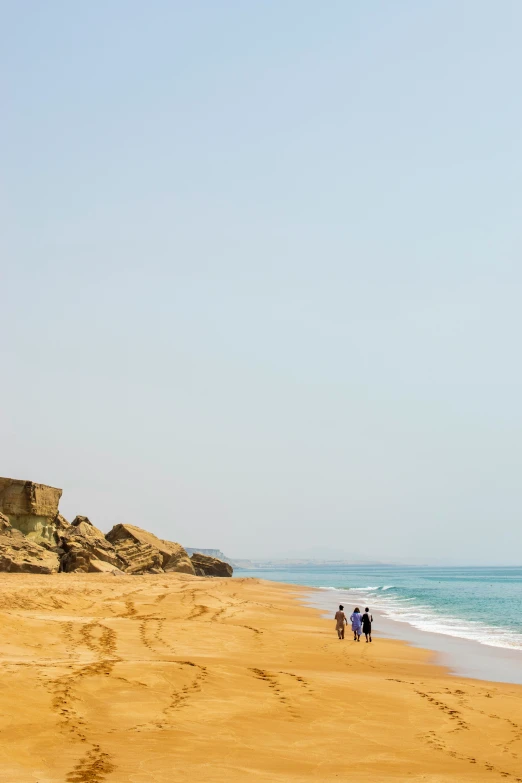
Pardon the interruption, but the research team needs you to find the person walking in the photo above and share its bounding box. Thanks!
[350,607,362,641]
[361,607,373,643]
[334,604,347,639]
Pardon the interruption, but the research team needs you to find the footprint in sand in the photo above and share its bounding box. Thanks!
[65,744,115,783]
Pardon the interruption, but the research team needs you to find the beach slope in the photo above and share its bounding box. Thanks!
[0,573,521,782]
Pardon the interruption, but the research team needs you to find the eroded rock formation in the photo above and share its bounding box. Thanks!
[185,547,232,563]
[0,476,230,577]
[160,539,196,574]
[106,524,195,575]
[60,516,124,573]
[105,524,163,573]
[190,552,233,578]
[0,512,60,573]
[0,477,63,544]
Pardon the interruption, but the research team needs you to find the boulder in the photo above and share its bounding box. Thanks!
[160,540,196,574]
[71,515,91,526]
[190,552,233,578]
[0,477,64,544]
[0,512,60,574]
[105,524,195,575]
[185,548,232,563]
[105,524,164,574]
[60,516,124,573]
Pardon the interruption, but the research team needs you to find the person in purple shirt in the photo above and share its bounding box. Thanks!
[350,607,362,641]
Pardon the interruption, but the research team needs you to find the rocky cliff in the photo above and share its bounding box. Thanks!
[0,476,232,577]
[0,477,63,543]
[0,513,60,573]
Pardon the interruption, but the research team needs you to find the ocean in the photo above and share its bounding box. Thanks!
[235,565,522,651]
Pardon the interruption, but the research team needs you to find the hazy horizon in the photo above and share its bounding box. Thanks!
[2,1,522,566]
[202,548,522,568]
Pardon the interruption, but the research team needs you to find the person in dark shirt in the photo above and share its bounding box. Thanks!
[361,607,373,643]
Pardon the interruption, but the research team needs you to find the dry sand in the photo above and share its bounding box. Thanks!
[0,573,521,783]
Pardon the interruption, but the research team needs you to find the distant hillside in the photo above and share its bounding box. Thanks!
[184,552,383,571]
[227,558,385,570]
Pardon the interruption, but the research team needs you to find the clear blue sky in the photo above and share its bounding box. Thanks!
[2,1,522,562]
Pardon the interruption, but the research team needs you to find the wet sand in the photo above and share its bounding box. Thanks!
[307,588,522,685]
[1,573,521,782]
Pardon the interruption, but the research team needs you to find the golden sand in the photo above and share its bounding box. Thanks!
[0,573,521,782]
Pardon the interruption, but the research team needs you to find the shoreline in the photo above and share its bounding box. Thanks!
[304,585,522,686]
[233,564,522,660]
[1,572,522,781]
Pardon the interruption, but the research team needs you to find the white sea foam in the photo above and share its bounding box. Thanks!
[309,576,522,653]
[387,611,522,650]
[342,585,394,592]
[327,584,522,651]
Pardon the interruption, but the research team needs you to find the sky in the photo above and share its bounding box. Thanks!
[1,1,522,563]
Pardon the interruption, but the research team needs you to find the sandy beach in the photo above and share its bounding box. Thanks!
[1,573,521,783]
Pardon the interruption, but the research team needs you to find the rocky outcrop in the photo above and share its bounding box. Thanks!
[185,548,232,564]
[190,552,233,578]
[0,512,60,573]
[160,540,196,574]
[105,525,163,574]
[0,477,64,544]
[70,516,91,528]
[0,476,219,578]
[54,513,71,536]
[106,524,195,575]
[60,516,124,573]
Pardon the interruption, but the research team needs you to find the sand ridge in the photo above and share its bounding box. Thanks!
[0,573,521,782]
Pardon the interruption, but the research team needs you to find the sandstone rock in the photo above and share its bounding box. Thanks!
[0,512,60,574]
[106,524,195,575]
[39,542,65,556]
[0,514,11,534]
[54,513,70,534]
[60,516,124,573]
[105,524,163,574]
[39,513,70,553]
[71,515,91,527]
[185,547,232,563]
[67,517,102,539]
[0,477,63,544]
[190,553,233,578]
[160,540,196,574]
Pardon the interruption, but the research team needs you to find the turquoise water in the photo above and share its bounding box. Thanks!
[236,565,522,650]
